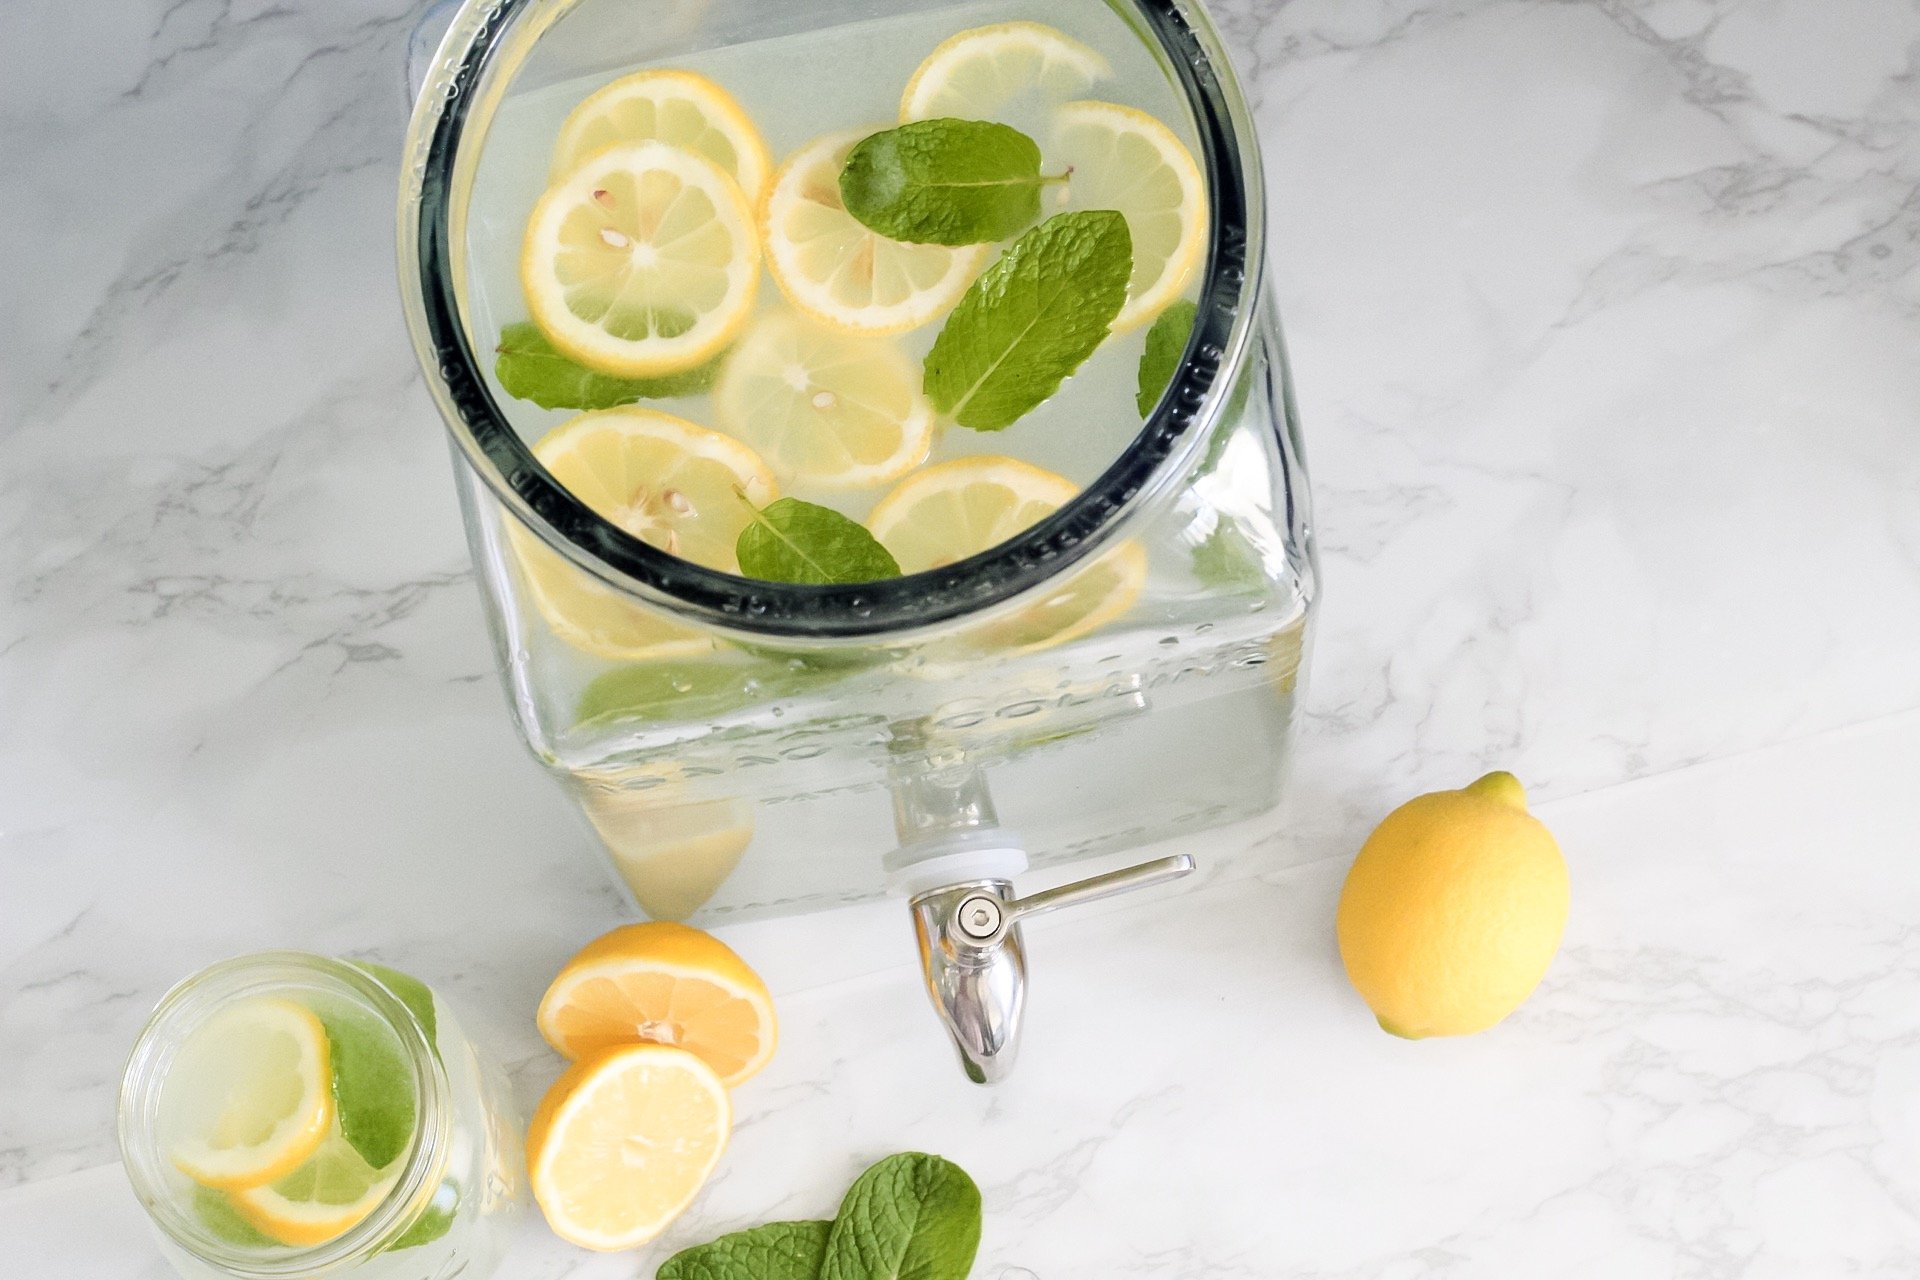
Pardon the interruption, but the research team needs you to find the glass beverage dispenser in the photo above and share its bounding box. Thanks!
[400,0,1315,1079]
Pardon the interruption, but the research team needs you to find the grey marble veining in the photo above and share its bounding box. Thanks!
[3,0,1920,1272]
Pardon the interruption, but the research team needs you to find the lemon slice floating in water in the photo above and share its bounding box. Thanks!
[228,1130,398,1248]
[713,310,935,489]
[900,21,1111,123]
[866,456,1146,652]
[164,997,334,1192]
[763,130,987,335]
[521,142,760,378]
[550,68,771,203]
[508,409,777,659]
[1050,99,1207,330]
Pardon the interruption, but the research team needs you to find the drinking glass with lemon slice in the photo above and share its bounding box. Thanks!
[403,0,1315,1073]
[119,954,522,1280]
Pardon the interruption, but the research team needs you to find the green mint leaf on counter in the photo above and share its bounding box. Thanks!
[821,1152,982,1280]
[1135,299,1198,416]
[737,497,903,585]
[658,1219,832,1280]
[574,659,835,728]
[495,321,722,409]
[354,962,438,1055]
[840,119,1057,245]
[924,210,1131,431]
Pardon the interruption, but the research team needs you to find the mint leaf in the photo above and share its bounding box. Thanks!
[192,1185,276,1249]
[841,119,1056,245]
[386,1180,459,1252]
[319,1002,417,1170]
[1191,520,1269,594]
[924,210,1131,431]
[354,962,438,1056]
[659,1220,832,1280]
[1135,299,1198,416]
[738,497,902,585]
[495,321,722,409]
[574,659,836,727]
[821,1152,982,1280]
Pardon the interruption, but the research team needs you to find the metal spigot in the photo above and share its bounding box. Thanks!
[909,855,1196,1083]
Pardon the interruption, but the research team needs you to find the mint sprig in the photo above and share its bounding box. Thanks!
[655,1153,980,1280]
[821,1153,981,1280]
[737,497,902,585]
[840,119,1062,245]
[494,321,723,409]
[659,1220,832,1280]
[924,210,1132,431]
[1135,299,1198,416]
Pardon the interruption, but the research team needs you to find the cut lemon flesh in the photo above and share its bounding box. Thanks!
[522,142,760,377]
[1050,100,1207,330]
[164,997,334,1192]
[866,456,1146,651]
[228,1130,397,1248]
[900,21,1111,123]
[507,409,776,660]
[527,1043,731,1251]
[538,922,777,1087]
[551,69,772,204]
[764,130,987,335]
[713,310,935,489]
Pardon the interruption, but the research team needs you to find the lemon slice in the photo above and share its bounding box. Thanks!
[1049,100,1207,331]
[550,69,772,203]
[507,409,777,660]
[229,1130,397,1248]
[521,142,760,378]
[900,21,1111,123]
[527,1043,731,1251]
[866,456,1146,651]
[538,921,778,1086]
[164,997,334,1192]
[763,130,987,335]
[713,310,935,489]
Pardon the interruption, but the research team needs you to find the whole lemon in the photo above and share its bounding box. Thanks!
[1336,771,1568,1038]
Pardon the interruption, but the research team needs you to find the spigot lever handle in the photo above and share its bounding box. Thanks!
[949,854,1196,944]
[1010,854,1195,924]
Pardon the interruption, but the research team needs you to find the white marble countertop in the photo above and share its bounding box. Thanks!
[4,0,1919,1274]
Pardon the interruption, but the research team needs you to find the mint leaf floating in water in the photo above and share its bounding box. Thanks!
[1135,299,1199,416]
[841,119,1061,245]
[658,1219,832,1280]
[820,1152,982,1280]
[924,210,1132,431]
[495,321,723,410]
[737,497,903,585]
[575,659,835,727]
[353,962,438,1057]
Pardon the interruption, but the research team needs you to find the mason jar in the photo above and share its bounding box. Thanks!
[118,954,523,1280]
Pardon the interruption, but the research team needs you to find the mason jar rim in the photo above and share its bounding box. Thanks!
[397,0,1268,642]
[117,952,451,1278]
